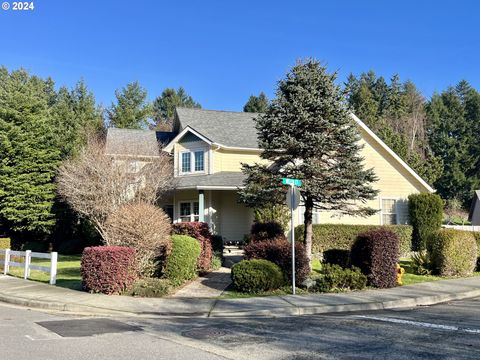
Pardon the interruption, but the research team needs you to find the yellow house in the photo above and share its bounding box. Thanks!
[106,108,434,242]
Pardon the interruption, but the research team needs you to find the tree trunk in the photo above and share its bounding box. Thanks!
[303,196,313,269]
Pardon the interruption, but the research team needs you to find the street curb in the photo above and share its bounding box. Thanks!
[1,288,479,318]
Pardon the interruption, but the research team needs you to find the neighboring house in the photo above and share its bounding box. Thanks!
[469,190,480,225]
[106,108,434,242]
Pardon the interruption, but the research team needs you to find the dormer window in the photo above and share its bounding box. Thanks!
[180,149,205,174]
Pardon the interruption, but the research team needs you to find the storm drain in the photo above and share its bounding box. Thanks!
[36,318,142,338]
[182,327,228,339]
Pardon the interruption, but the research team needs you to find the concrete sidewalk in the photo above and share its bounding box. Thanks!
[0,274,479,318]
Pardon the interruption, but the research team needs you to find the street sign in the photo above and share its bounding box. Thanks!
[282,178,302,187]
[286,186,301,210]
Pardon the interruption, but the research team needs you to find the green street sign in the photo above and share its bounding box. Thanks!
[282,178,302,187]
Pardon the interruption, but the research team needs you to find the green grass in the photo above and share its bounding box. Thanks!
[1,254,82,290]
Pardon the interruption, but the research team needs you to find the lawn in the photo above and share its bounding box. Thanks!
[2,254,82,290]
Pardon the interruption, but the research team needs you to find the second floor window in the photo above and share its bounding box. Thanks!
[181,150,205,174]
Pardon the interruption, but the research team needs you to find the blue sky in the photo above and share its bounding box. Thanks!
[0,0,478,110]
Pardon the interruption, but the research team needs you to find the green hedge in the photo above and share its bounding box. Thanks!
[164,235,201,285]
[408,193,443,251]
[0,238,11,249]
[295,224,413,257]
[427,229,477,277]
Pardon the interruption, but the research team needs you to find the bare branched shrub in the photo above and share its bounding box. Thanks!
[105,202,172,276]
[57,134,173,243]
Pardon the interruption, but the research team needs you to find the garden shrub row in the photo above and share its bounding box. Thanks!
[172,222,213,272]
[81,246,137,295]
[295,224,412,257]
[231,259,284,293]
[426,229,477,276]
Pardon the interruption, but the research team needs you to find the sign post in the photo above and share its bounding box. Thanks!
[282,177,301,295]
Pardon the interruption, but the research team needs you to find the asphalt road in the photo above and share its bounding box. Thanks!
[1,297,480,360]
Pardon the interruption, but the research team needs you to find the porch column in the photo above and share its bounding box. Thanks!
[198,190,205,222]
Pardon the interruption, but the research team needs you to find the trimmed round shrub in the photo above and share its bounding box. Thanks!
[81,246,137,295]
[295,224,412,257]
[244,238,310,284]
[164,235,201,285]
[311,264,367,293]
[351,228,400,288]
[172,222,213,273]
[105,202,172,276]
[408,193,443,251]
[323,249,351,268]
[231,259,284,293]
[427,229,477,277]
[250,221,286,242]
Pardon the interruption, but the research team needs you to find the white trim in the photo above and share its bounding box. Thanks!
[208,190,213,229]
[380,197,400,225]
[163,126,213,152]
[350,113,435,193]
[177,200,200,223]
[179,148,206,175]
[208,148,213,174]
[212,143,262,152]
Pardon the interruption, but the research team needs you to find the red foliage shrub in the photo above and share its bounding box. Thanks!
[350,228,400,288]
[172,222,212,272]
[250,221,286,242]
[81,246,137,295]
[244,238,309,284]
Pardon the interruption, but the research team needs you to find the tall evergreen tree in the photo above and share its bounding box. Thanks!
[0,68,60,236]
[239,60,378,262]
[107,81,151,129]
[243,92,269,113]
[427,83,480,205]
[152,87,201,130]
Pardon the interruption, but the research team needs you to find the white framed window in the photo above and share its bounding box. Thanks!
[179,201,200,222]
[381,198,398,225]
[180,149,205,174]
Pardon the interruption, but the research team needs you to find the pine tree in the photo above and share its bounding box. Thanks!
[0,68,60,236]
[107,81,152,129]
[239,60,378,262]
[152,87,201,130]
[243,92,269,113]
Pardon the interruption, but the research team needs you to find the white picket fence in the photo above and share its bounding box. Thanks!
[0,249,58,285]
[442,225,480,232]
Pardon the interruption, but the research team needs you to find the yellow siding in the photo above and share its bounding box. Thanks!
[308,127,428,225]
[212,149,266,173]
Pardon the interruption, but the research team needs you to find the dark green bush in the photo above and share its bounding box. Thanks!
[311,264,367,292]
[408,193,443,251]
[474,232,480,270]
[211,235,224,253]
[0,238,10,249]
[164,235,201,285]
[323,249,351,268]
[410,250,432,275]
[250,221,286,242]
[295,224,412,257]
[427,229,477,276]
[351,228,400,288]
[231,259,284,293]
[124,278,172,297]
[21,241,48,252]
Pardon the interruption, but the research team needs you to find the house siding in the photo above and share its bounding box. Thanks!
[213,149,266,173]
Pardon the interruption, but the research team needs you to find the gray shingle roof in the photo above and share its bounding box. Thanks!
[176,172,246,189]
[175,108,259,149]
[105,128,176,157]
